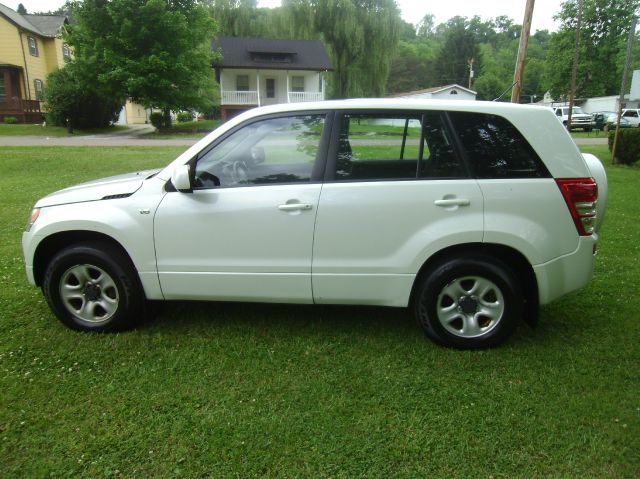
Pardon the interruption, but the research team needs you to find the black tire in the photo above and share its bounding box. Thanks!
[42,242,146,332]
[414,255,523,349]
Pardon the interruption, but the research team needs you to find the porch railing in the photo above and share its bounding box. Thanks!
[221,90,259,105]
[221,90,325,106]
[288,92,324,103]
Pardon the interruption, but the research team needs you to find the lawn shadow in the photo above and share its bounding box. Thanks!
[145,300,420,340]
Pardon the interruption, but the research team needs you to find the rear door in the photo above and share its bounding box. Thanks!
[311,111,484,307]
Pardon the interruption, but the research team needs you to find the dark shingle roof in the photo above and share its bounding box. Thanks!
[212,37,333,71]
[24,14,67,37]
[0,4,66,37]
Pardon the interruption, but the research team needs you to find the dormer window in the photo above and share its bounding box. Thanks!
[28,36,38,56]
[249,52,294,64]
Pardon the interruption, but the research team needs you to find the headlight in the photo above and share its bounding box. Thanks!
[25,208,40,232]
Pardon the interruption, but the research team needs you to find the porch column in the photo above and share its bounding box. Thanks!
[286,71,290,103]
[256,70,261,107]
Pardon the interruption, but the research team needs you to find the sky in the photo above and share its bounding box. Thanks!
[4,0,560,33]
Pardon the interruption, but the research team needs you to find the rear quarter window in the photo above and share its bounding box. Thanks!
[448,112,550,179]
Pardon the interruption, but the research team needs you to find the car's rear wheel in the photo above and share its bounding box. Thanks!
[43,243,146,332]
[414,255,522,349]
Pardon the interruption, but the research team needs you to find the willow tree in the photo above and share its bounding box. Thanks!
[284,0,402,98]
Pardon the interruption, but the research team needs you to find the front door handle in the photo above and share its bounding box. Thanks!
[278,203,313,211]
[434,198,470,207]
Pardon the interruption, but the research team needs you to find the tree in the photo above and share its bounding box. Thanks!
[65,0,218,126]
[16,3,27,14]
[543,0,639,99]
[283,0,402,98]
[432,17,482,87]
[44,61,123,129]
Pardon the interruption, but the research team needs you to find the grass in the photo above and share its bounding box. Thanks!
[0,123,129,137]
[0,145,638,477]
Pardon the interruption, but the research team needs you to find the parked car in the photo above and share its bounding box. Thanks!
[592,111,633,130]
[552,105,594,131]
[22,100,608,349]
[621,108,640,127]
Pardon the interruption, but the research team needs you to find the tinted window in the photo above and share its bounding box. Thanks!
[448,112,550,178]
[334,112,466,181]
[194,115,325,188]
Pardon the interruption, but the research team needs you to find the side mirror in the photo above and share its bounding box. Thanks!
[171,164,192,192]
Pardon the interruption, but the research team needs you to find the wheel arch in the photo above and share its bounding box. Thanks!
[410,243,539,327]
[33,231,138,287]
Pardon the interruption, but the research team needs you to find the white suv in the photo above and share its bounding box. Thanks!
[22,100,607,349]
[621,108,640,127]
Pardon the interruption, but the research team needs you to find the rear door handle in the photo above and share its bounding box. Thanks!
[434,198,470,207]
[278,203,313,211]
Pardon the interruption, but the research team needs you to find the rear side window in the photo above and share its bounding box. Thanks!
[333,112,467,181]
[448,112,550,178]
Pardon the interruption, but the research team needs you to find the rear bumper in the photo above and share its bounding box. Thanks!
[534,235,597,305]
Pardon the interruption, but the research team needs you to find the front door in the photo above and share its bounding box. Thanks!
[154,113,329,303]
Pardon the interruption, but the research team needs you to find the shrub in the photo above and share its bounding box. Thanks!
[177,111,193,123]
[608,129,640,165]
[149,112,165,130]
[4,116,18,124]
[44,63,123,129]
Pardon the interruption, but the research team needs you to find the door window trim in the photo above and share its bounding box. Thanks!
[324,109,472,183]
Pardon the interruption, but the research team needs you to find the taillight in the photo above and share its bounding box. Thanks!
[556,178,598,236]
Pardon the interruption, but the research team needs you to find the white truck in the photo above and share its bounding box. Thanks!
[552,105,594,131]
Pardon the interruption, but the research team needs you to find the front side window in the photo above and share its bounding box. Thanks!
[34,79,43,100]
[448,112,550,178]
[623,110,638,118]
[333,112,466,181]
[194,114,326,188]
[236,75,249,91]
[28,36,38,56]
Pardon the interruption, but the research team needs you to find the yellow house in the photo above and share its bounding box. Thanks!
[0,3,68,123]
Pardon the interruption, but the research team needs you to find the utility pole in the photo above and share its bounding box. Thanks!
[612,15,637,164]
[511,0,535,103]
[468,58,474,89]
[567,0,583,131]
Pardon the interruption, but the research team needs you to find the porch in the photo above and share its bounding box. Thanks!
[1,66,43,123]
[0,98,43,123]
[220,90,324,106]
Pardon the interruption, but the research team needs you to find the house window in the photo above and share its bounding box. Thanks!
[236,75,249,91]
[28,36,39,56]
[291,76,304,93]
[0,72,6,103]
[62,44,71,62]
[34,79,43,100]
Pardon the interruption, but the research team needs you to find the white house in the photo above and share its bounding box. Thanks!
[387,84,477,101]
[212,37,333,120]
[540,69,640,113]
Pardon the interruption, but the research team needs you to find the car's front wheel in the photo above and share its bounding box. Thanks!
[414,255,523,349]
[43,243,146,332]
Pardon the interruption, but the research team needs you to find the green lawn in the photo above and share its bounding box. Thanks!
[0,123,129,137]
[0,146,638,477]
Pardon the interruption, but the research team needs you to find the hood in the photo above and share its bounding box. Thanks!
[35,169,160,208]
